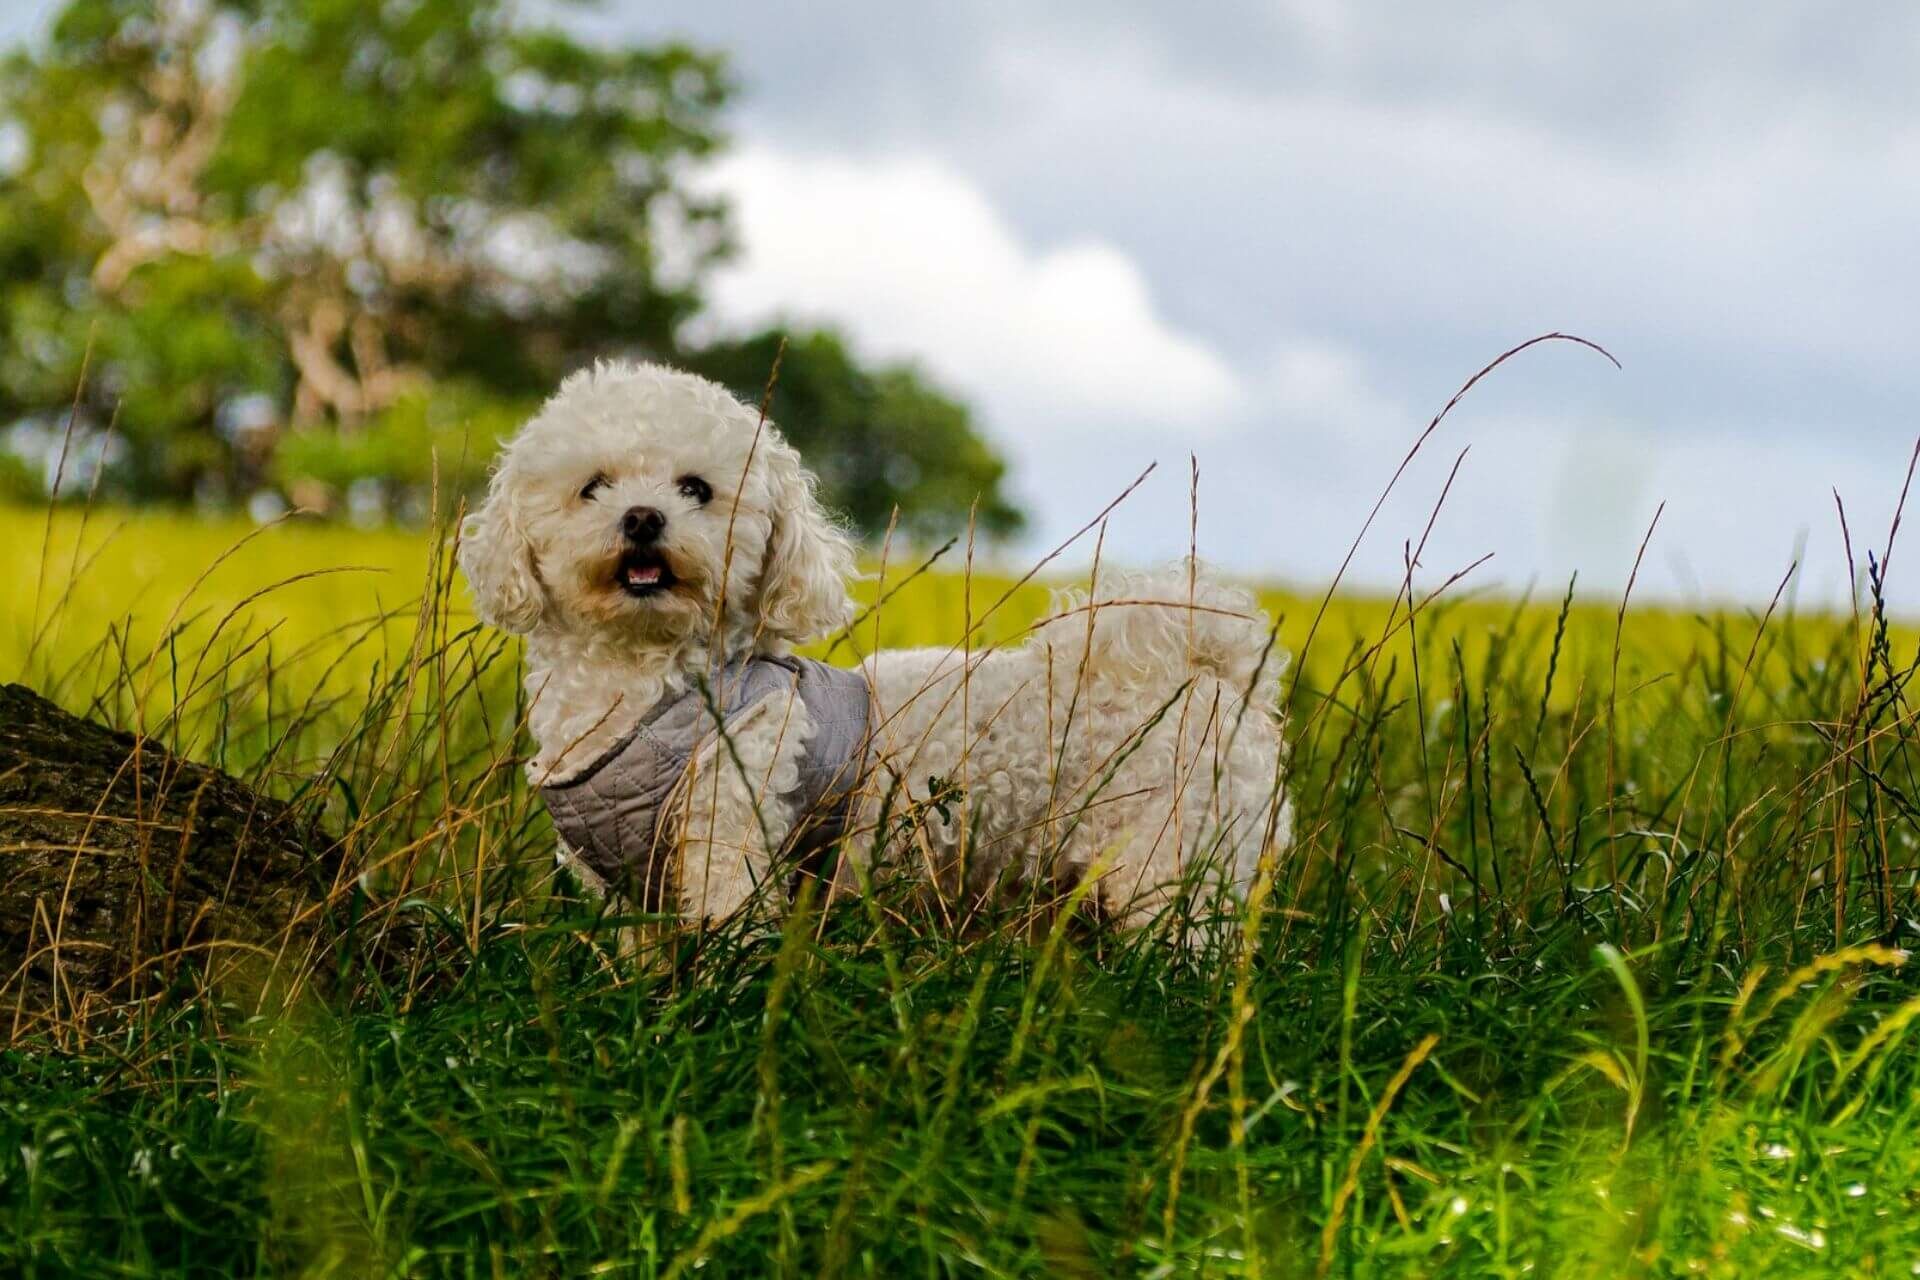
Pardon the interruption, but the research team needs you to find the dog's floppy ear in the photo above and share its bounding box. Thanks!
[459,466,544,635]
[755,438,856,647]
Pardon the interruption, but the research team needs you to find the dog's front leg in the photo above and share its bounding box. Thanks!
[554,836,610,898]
[675,692,813,923]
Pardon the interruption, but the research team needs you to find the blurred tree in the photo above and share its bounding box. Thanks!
[0,0,1024,540]
[688,329,1023,544]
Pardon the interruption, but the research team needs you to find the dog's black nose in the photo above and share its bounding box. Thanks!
[622,505,666,543]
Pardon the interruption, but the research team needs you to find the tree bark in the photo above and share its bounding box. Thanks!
[1,683,341,1037]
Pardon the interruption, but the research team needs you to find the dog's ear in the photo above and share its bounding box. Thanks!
[458,468,545,635]
[755,438,855,647]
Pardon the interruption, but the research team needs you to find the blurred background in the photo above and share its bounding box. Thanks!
[3,1,1918,610]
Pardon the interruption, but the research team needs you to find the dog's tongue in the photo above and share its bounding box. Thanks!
[626,563,662,587]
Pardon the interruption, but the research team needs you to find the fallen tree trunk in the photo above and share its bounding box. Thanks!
[1,682,342,1037]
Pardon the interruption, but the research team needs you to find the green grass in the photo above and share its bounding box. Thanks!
[4,503,1919,1277]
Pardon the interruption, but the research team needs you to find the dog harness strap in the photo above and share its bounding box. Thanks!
[540,656,870,904]
[780,656,874,858]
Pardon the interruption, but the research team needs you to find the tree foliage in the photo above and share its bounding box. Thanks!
[688,330,1024,544]
[0,0,1023,539]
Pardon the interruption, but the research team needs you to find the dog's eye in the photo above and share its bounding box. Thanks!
[676,475,712,505]
[579,473,609,501]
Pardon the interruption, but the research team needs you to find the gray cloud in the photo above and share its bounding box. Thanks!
[590,2,1920,605]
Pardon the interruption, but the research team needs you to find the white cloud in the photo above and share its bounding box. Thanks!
[697,146,1245,432]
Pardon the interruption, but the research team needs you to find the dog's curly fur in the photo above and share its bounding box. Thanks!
[461,359,1290,927]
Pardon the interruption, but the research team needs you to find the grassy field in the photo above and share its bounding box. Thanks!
[4,503,1919,1277]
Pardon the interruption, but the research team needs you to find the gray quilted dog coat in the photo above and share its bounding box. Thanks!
[540,656,872,905]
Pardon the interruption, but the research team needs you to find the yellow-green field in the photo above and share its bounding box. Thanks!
[2,503,1753,725]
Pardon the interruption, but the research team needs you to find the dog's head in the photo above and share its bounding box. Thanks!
[459,360,855,656]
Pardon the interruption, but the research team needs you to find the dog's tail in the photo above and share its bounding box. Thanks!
[1037,560,1285,711]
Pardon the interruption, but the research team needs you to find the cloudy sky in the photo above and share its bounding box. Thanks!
[10,3,1920,608]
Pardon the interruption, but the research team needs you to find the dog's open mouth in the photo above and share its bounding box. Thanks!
[616,547,676,598]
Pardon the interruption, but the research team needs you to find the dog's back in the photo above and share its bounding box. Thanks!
[849,563,1289,924]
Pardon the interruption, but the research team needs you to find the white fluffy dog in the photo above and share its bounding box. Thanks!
[460,360,1290,930]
